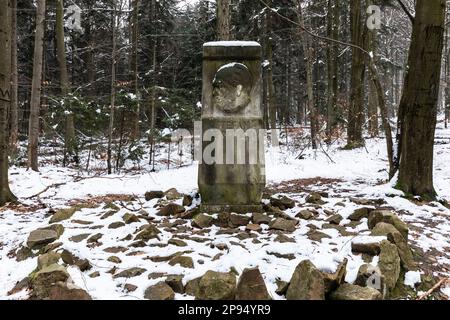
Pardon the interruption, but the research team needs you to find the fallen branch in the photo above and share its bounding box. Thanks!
[417,278,449,300]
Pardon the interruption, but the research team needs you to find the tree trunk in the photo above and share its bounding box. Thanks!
[397,0,446,200]
[216,0,230,40]
[265,0,277,138]
[129,0,140,140]
[0,0,17,205]
[347,0,366,148]
[9,0,18,153]
[326,0,339,141]
[28,0,46,171]
[367,0,379,137]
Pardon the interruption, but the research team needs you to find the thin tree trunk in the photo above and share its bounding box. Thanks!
[397,0,446,200]
[265,0,277,133]
[9,0,18,153]
[28,0,46,171]
[129,0,140,140]
[367,0,379,137]
[216,0,230,40]
[0,0,17,205]
[326,0,339,141]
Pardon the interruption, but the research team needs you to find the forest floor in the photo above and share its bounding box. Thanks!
[1,120,450,300]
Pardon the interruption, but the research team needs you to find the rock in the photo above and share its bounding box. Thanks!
[16,246,34,261]
[267,251,295,260]
[192,213,214,229]
[101,210,117,219]
[355,264,387,297]
[164,188,183,200]
[168,238,188,247]
[185,277,201,297]
[229,214,251,227]
[123,213,140,224]
[124,284,138,293]
[270,196,295,210]
[306,230,331,242]
[103,246,127,253]
[113,267,147,279]
[182,195,193,207]
[43,282,91,300]
[144,282,175,300]
[196,271,236,300]
[69,234,91,243]
[368,210,409,239]
[108,221,126,229]
[305,192,325,205]
[348,207,372,221]
[286,260,325,300]
[351,236,386,255]
[330,284,382,300]
[274,234,295,243]
[27,229,58,250]
[371,222,399,237]
[87,233,103,243]
[269,218,297,233]
[326,214,343,225]
[71,220,93,225]
[134,224,160,241]
[30,264,70,299]
[275,280,289,296]
[7,277,30,296]
[252,212,272,225]
[169,255,194,269]
[378,240,401,292]
[107,256,122,264]
[50,207,82,223]
[148,272,166,279]
[39,224,65,237]
[60,250,91,271]
[103,202,120,211]
[165,275,184,293]
[246,224,262,232]
[296,210,314,220]
[321,259,348,294]
[145,191,164,201]
[89,271,100,278]
[236,267,271,300]
[37,252,61,270]
[387,231,417,271]
[157,203,186,216]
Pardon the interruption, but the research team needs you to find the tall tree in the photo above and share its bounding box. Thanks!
[326,0,339,141]
[265,0,277,133]
[28,0,46,171]
[129,0,140,140]
[0,0,17,205]
[217,0,230,40]
[9,0,18,153]
[397,0,446,200]
[108,1,118,175]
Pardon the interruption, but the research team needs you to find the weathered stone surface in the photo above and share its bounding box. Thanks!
[87,233,103,243]
[89,271,100,278]
[30,264,70,298]
[43,282,92,300]
[39,224,65,237]
[69,233,91,243]
[378,240,401,292]
[330,284,382,300]
[113,267,147,279]
[275,280,289,296]
[145,191,164,201]
[108,221,125,229]
[164,188,183,200]
[270,196,295,210]
[185,277,201,297]
[27,230,58,250]
[168,238,188,247]
[371,222,399,237]
[192,213,214,229]
[157,203,186,216]
[144,282,175,300]
[37,252,61,270]
[305,192,325,205]
[348,207,372,221]
[306,230,331,242]
[196,271,237,300]
[236,267,271,300]
[16,246,35,261]
[322,259,347,294]
[50,207,81,223]
[355,264,387,297]
[134,224,160,241]
[269,218,297,232]
[296,210,314,220]
[124,284,138,292]
[351,237,385,255]
[388,231,417,271]
[169,255,194,268]
[326,214,343,225]
[252,212,272,224]
[246,224,262,232]
[165,275,184,293]
[274,234,295,243]
[60,250,92,271]
[183,195,193,207]
[286,260,325,300]
[229,213,251,227]
[107,256,122,264]
[123,213,140,224]
[368,210,409,239]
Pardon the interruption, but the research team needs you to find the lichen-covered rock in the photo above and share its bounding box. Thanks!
[236,267,271,300]
[134,224,160,241]
[144,282,175,300]
[286,260,325,300]
[185,277,201,297]
[196,271,236,300]
[330,284,382,300]
[37,251,61,270]
[368,210,409,239]
[30,264,70,298]
[27,230,58,250]
[378,240,401,292]
[387,231,417,271]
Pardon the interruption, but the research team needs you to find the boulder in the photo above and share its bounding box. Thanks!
[306,230,331,242]
[107,256,122,264]
[246,224,262,232]
[348,207,372,221]
[45,282,91,300]
[60,250,91,271]
[185,277,201,297]
[16,246,34,261]
[322,259,347,294]
[113,267,147,279]
[169,255,194,269]
[368,210,409,239]
[145,191,164,201]
[27,229,58,250]
[50,207,80,223]
[275,280,289,296]
[39,224,65,237]
[164,188,183,200]
[296,210,314,220]
[371,222,400,237]
[123,213,140,224]
[326,214,343,225]
[134,224,160,241]
[270,196,295,210]
[387,232,417,271]
[330,284,382,300]
[236,267,271,300]
[269,218,297,233]
[305,193,325,205]
[196,271,236,300]
[30,264,70,298]
[229,214,251,227]
[286,260,325,300]
[192,213,214,229]
[252,212,272,225]
[351,236,386,255]
[157,203,185,217]
[378,240,401,292]
[144,282,175,300]
[165,275,184,294]
[37,251,61,270]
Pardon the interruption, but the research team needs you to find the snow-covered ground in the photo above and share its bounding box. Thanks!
[1,120,449,300]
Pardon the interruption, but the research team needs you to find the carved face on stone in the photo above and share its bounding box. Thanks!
[212,63,252,113]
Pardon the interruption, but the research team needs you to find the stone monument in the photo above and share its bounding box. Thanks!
[198,41,266,213]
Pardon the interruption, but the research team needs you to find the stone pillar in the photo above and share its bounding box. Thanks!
[198,41,266,213]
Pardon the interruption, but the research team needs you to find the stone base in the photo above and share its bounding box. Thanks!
[200,204,264,214]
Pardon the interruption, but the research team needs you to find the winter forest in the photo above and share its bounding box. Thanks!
[1,0,450,302]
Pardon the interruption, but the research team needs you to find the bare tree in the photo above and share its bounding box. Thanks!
[217,0,230,40]
[9,0,18,153]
